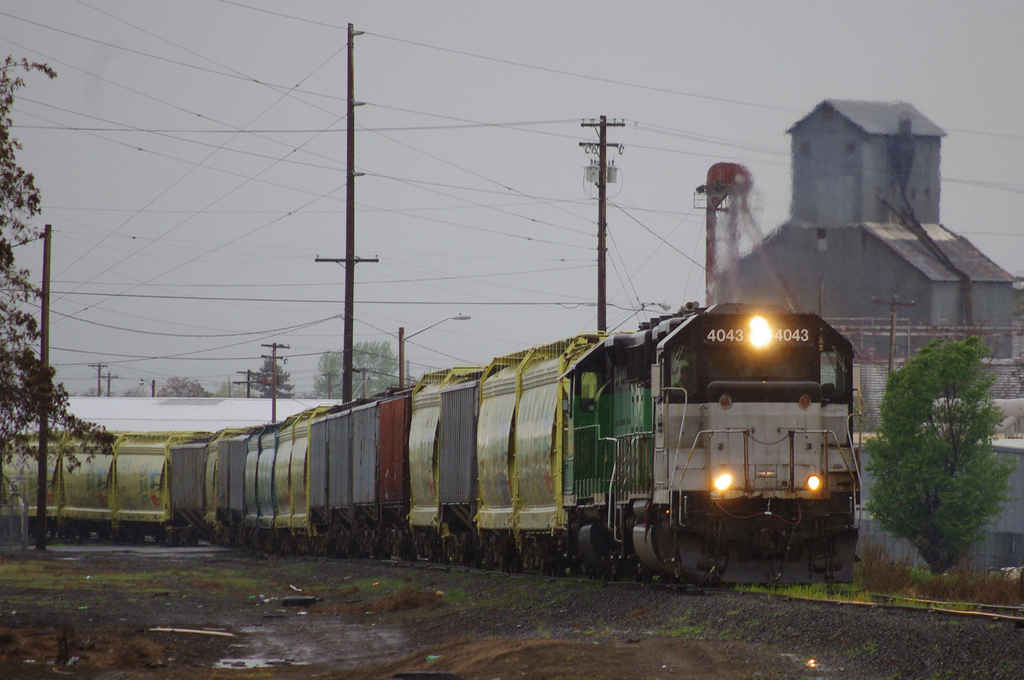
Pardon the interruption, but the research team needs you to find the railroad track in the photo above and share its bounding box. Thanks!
[381,556,1024,626]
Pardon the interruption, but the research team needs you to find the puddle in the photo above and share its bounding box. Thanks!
[232,620,410,668]
[213,658,309,669]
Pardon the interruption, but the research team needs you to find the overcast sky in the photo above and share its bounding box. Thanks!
[3,1,1022,397]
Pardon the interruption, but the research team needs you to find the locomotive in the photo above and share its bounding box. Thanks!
[569,302,859,582]
[3,303,860,584]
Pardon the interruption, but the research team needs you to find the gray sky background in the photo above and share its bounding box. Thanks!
[3,1,1022,396]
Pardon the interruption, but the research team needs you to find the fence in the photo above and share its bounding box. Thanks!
[0,500,28,552]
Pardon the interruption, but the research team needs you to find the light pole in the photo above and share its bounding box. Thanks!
[399,314,471,389]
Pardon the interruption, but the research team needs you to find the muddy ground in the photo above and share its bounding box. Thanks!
[1,545,1022,679]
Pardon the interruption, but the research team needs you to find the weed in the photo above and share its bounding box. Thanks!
[660,612,707,638]
[857,541,1023,606]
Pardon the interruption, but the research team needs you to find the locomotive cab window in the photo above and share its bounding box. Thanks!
[579,371,599,412]
[665,347,695,402]
[820,350,846,402]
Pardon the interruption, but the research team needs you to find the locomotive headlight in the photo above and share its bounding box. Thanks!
[806,474,822,491]
[749,316,772,348]
[713,473,733,492]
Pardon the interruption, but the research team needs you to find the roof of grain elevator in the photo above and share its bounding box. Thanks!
[787,99,946,137]
[864,222,1013,283]
[67,397,342,432]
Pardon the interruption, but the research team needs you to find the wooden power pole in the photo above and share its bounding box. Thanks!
[261,343,290,422]
[36,225,51,550]
[872,296,916,374]
[580,116,623,332]
[316,24,376,403]
[89,362,107,397]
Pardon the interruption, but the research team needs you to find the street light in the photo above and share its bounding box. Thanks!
[398,314,471,389]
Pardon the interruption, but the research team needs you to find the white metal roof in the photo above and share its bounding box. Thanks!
[993,438,1024,455]
[788,99,946,137]
[67,397,342,433]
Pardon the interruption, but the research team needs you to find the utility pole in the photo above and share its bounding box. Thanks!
[344,21,364,404]
[261,343,290,422]
[36,224,51,550]
[872,296,915,374]
[234,370,255,398]
[103,372,119,397]
[89,362,107,397]
[344,21,358,405]
[323,370,337,399]
[315,23,375,404]
[580,116,624,332]
[398,326,405,390]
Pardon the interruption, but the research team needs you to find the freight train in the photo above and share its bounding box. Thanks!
[3,303,860,584]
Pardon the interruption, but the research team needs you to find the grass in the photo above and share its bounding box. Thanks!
[737,541,1024,608]
[660,611,709,638]
[856,541,1024,606]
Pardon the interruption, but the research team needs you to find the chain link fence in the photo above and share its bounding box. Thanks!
[0,477,30,552]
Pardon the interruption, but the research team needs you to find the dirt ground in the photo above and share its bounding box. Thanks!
[0,545,817,680]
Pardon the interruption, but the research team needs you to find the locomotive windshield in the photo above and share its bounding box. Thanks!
[702,344,817,382]
[663,312,851,404]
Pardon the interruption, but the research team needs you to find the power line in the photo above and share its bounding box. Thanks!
[367,31,796,113]
[50,308,342,338]
[611,203,705,270]
[51,290,598,306]
[14,117,577,134]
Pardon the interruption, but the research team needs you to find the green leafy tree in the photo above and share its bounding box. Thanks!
[314,340,398,399]
[156,377,211,398]
[255,355,293,399]
[313,351,343,399]
[1,57,111,547]
[866,337,1016,573]
[354,340,398,396]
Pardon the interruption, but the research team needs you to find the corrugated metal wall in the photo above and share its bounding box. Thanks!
[227,435,248,516]
[169,441,208,514]
[859,443,1024,570]
[379,395,410,503]
[439,382,478,505]
[351,403,379,506]
[308,415,329,510]
[326,411,351,510]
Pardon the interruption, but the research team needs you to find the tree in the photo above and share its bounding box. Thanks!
[255,355,293,399]
[313,351,343,399]
[314,340,398,399]
[157,377,211,398]
[210,381,232,398]
[354,340,398,396]
[121,384,147,397]
[866,336,1016,573]
[1,57,111,548]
